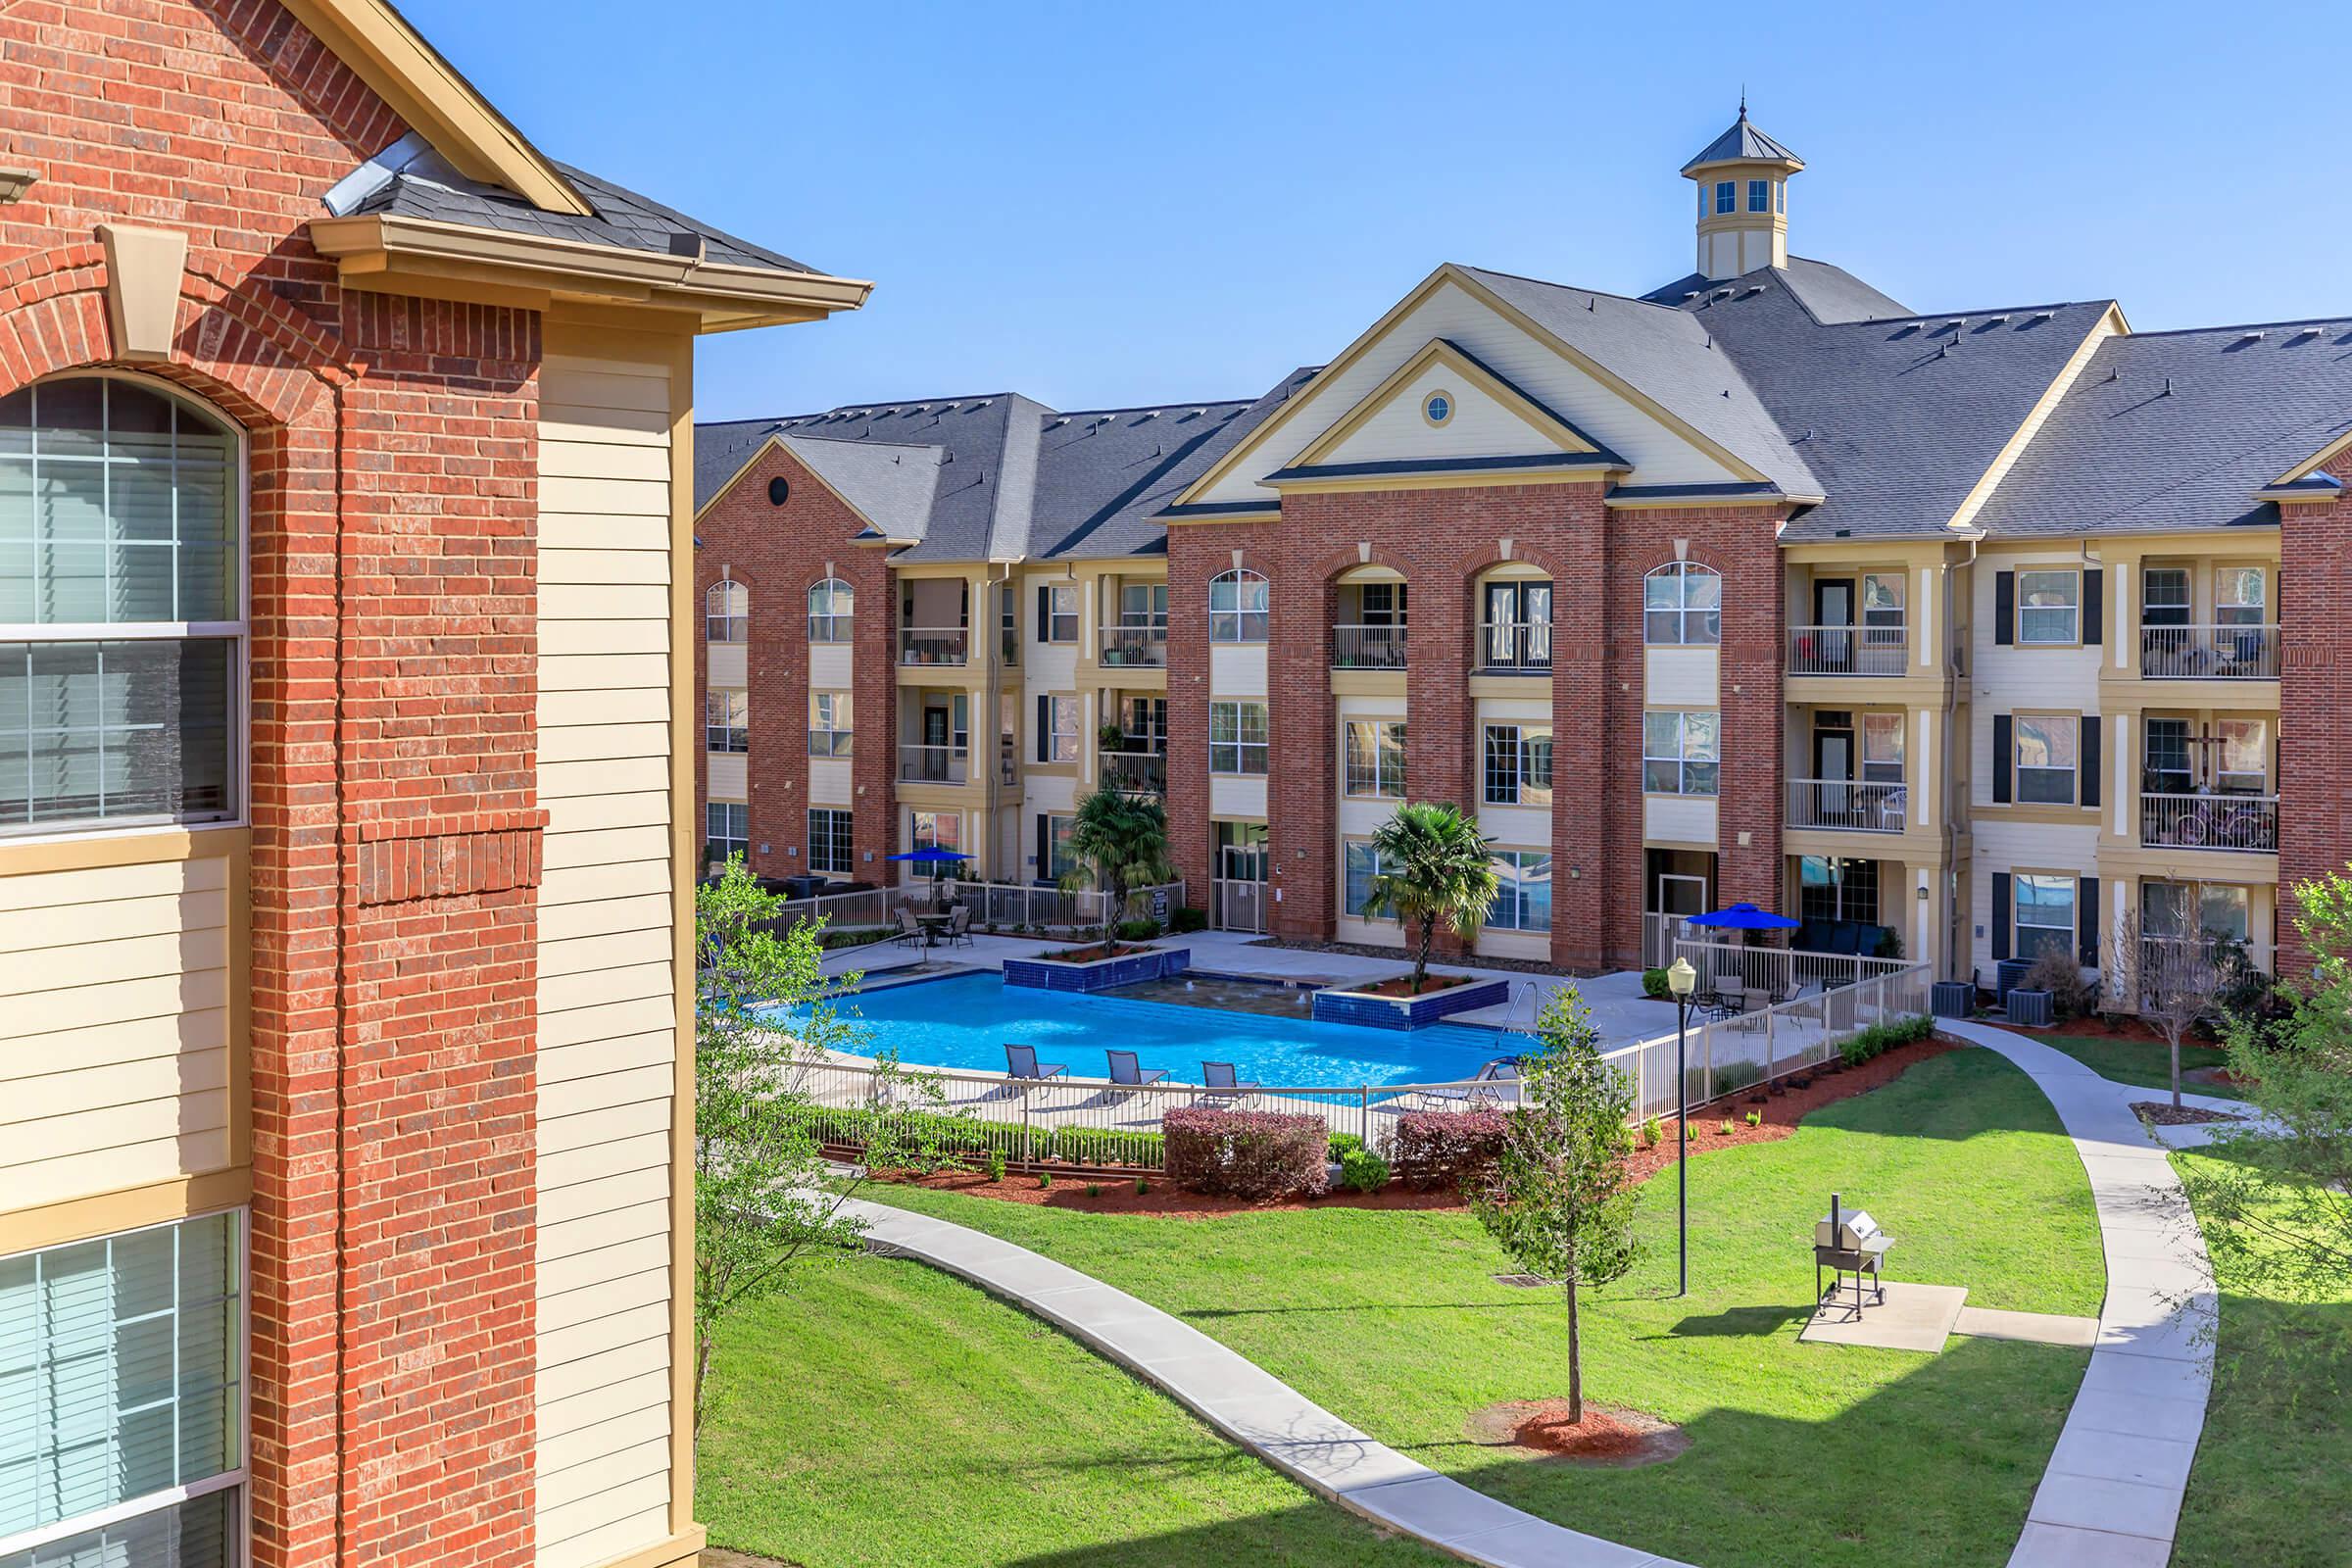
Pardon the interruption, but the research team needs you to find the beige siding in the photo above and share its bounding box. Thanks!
[0,851,238,1211]
[534,346,678,1568]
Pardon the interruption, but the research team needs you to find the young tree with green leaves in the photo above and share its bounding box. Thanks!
[2186,870,2352,1309]
[1058,781,1174,944]
[1362,802,1500,995]
[1470,988,1642,1424]
[693,858,943,1444]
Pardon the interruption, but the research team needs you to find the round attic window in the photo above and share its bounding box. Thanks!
[767,476,791,506]
[1422,391,1453,426]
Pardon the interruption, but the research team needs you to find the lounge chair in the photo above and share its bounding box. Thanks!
[1004,1044,1066,1081]
[1200,1061,1259,1103]
[893,906,923,948]
[1105,1050,1168,1090]
[1423,1057,1521,1109]
[947,906,973,947]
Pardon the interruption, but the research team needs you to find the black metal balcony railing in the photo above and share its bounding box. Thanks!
[1331,623,1407,669]
[898,744,968,784]
[1474,621,1551,673]
[1101,751,1167,795]
[2139,625,2280,679]
[2139,791,2278,853]
[1787,623,1907,676]
[898,626,968,665]
[1099,620,1169,667]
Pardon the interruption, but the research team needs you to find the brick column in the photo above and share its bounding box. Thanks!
[1164,529,1218,899]
[2278,495,2352,974]
[1267,548,1338,938]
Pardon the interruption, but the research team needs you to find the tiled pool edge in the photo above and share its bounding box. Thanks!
[1005,946,1193,992]
[1313,975,1512,1030]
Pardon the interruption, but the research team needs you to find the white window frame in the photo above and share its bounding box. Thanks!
[1715,179,1736,214]
[1208,700,1267,775]
[1039,811,1078,881]
[706,687,748,754]
[1207,568,1268,644]
[807,690,852,758]
[805,576,852,642]
[0,1208,250,1566]
[807,807,853,875]
[1642,561,1721,646]
[1342,719,1405,799]
[2016,568,2080,646]
[2,372,250,840]
[1747,177,1770,213]
[1040,583,1079,644]
[2216,717,2269,794]
[2013,712,2078,805]
[1642,710,1719,797]
[1485,848,1553,932]
[2215,566,2266,627]
[1040,695,1079,763]
[708,576,749,643]
[1342,838,1389,920]
[707,801,748,861]
[2014,873,2077,961]
[908,809,959,854]
[1482,723,1553,807]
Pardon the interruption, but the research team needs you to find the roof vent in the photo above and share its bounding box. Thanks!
[2031,311,2054,323]
[2290,327,2321,343]
[1741,284,1765,297]
[1942,318,1967,332]
[940,401,960,412]
[1190,408,1207,417]
[1683,291,1703,302]
[1712,287,1735,301]
[1047,416,1069,428]
[2238,330,2267,345]
[906,404,928,415]
[1984,314,2010,325]
[970,399,992,409]
[1137,409,1159,421]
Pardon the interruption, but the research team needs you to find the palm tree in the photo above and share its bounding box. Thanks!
[1363,802,1499,994]
[1058,782,1175,947]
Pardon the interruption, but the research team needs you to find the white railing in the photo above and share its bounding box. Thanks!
[898,744,968,784]
[899,626,969,665]
[1668,934,1913,997]
[779,959,1931,1170]
[1642,912,1691,968]
[2139,792,2278,853]
[1606,962,1933,1122]
[1099,621,1168,667]
[1787,778,1907,833]
[764,877,1188,938]
[1331,623,1407,669]
[1788,623,1907,676]
[1474,621,1552,673]
[2140,624,2279,680]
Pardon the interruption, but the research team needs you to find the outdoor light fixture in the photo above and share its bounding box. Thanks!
[1667,958,1697,1297]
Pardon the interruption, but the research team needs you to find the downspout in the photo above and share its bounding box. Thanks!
[1942,529,1980,984]
[986,562,1011,880]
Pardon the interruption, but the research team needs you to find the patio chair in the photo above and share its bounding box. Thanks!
[1105,1050,1168,1090]
[893,906,923,948]
[1004,1044,1066,1081]
[1422,1057,1521,1109]
[946,906,973,947]
[1200,1061,1259,1103]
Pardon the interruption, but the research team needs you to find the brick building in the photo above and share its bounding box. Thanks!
[0,5,865,1568]
[697,106,2352,993]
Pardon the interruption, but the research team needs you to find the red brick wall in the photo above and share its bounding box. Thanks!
[695,442,899,882]
[1164,487,1788,970]
[2279,496,2352,973]
[2,8,547,1566]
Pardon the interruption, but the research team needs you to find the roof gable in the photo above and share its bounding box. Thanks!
[1284,338,1622,475]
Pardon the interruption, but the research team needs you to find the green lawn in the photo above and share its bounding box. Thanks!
[855,1050,2103,1568]
[697,1249,1450,1568]
[2038,1033,2242,1100]
[2172,1148,2352,1567]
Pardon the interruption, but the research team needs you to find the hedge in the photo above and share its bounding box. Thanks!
[1838,1011,1936,1067]
[1163,1106,1330,1198]
[783,1102,1165,1169]
[1390,1110,1507,1191]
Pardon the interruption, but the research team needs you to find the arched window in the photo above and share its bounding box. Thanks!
[806,577,853,642]
[1643,562,1721,646]
[707,577,748,644]
[2,374,243,833]
[1208,568,1268,643]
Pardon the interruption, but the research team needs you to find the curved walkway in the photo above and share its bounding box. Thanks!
[849,1023,2228,1568]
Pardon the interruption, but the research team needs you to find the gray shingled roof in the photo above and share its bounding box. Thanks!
[1462,267,1825,497]
[1973,321,2352,538]
[1687,283,2117,541]
[1682,113,1802,172]
[1642,257,1911,325]
[778,435,945,542]
[350,160,816,273]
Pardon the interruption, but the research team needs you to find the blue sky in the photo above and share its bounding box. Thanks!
[400,0,2351,421]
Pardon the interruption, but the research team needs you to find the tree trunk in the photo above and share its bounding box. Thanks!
[1564,1274,1583,1425]
[1414,914,1437,994]
[2171,1031,2182,1109]
[693,1324,712,1444]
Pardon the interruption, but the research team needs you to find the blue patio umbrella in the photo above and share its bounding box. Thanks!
[1686,902,1799,932]
[887,845,971,906]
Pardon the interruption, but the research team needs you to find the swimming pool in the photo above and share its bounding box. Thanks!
[775,972,1527,1087]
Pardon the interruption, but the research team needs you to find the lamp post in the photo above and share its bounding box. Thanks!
[1666,956,1697,1298]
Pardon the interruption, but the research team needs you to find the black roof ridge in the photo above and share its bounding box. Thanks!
[2114,315,2352,340]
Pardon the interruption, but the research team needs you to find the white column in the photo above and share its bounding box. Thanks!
[2112,711,2132,839]
[1917,566,1937,671]
[1916,709,1934,827]
[2114,570,2132,671]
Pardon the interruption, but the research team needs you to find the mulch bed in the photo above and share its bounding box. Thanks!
[1349,971,1479,999]
[868,1038,1959,1220]
[1464,1399,1690,1467]
[2012,1012,2170,1043]
[2132,1101,2243,1126]
[1036,940,1158,961]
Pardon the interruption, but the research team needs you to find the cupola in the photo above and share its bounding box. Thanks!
[1682,98,1803,280]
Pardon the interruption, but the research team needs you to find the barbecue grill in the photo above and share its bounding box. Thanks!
[1814,1193,1892,1314]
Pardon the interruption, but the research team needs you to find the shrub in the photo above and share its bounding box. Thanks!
[1039,1171,1052,1190]
[1327,1131,1365,1161]
[1391,1111,1508,1191]
[1135,1177,1149,1196]
[1642,967,1671,1000]
[2021,947,2093,1018]
[1115,916,1163,942]
[1718,1119,1735,1137]
[1713,1058,1764,1095]
[1641,1116,1662,1148]
[984,1149,1006,1183]
[1838,1011,1936,1067]
[1339,1147,1392,1194]
[1086,1183,1102,1199]
[1171,906,1209,934]
[780,1102,1164,1171]
[1163,1106,1331,1198]
[1745,1110,1762,1128]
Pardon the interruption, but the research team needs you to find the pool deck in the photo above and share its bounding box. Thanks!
[823,928,1673,1051]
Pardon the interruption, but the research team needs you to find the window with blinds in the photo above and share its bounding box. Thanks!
[0,1211,244,1567]
[0,377,243,834]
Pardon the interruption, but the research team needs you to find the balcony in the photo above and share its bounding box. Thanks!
[2140,792,2278,853]
[898,744,968,785]
[2139,624,2279,680]
[1788,624,1907,677]
[1474,621,1552,674]
[1332,623,1407,669]
[899,626,968,666]
[1098,620,1168,668]
[1787,778,1907,833]
[1102,751,1166,795]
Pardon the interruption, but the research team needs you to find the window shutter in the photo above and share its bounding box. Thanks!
[2083,568,2104,645]
[2080,715,2101,809]
[1991,872,2012,961]
[1991,714,2013,804]
[1036,584,1050,635]
[1994,571,2015,645]
[2079,877,2100,967]
[1036,695,1050,762]
[1035,813,1047,878]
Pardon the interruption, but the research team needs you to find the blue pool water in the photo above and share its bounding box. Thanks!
[775,972,1526,1087]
